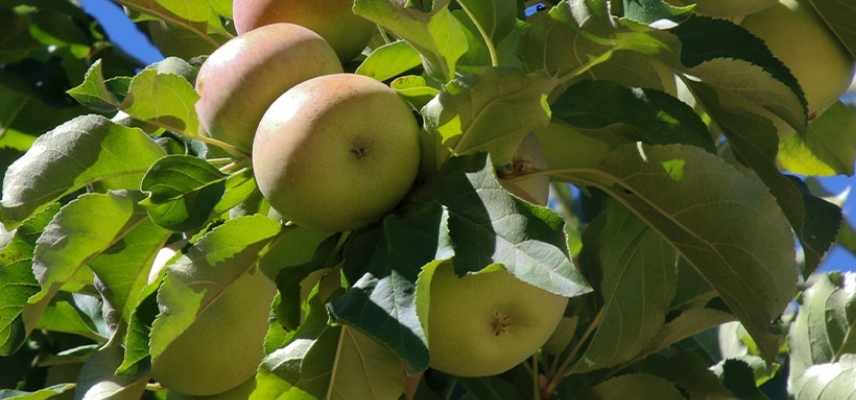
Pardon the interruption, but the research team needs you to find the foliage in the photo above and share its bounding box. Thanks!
[0,0,855,399]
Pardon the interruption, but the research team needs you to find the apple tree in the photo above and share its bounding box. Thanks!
[1,0,856,399]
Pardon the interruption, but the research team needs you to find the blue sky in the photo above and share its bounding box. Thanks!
[79,0,856,272]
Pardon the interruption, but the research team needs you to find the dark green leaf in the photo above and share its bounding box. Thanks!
[140,155,227,231]
[356,41,422,82]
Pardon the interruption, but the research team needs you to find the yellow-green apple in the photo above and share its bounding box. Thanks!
[427,262,569,377]
[252,73,420,233]
[195,23,342,152]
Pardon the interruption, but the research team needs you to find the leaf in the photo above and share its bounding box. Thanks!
[551,80,715,153]
[354,0,468,81]
[66,60,121,114]
[668,16,808,132]
[73,337,149,400]
[432,153,592,297]
[808,0,856,58]
[0,384,76,400]
[778,102,856,176]
[553,144,797,361]
[0,260,40,356]
[329,203,452,372]
[518,4,607,77]
[30,192,141,303]
[117,0,231,41]
[458,376,525,400]
[623,0,695,23]
[423,68,554,165]
[391,76,440,110]
[356,41,423,82]
[637,351,735,399]
[588,374,684,399]
[259,326,340,399]
[38,293,105,341]
[140,155,227,231]
[88,218,170,320]
[573,201,678,372]
[647,307,735,355]
[691,82,841,276]
[457,0,517,45]
[122,58,200,137]
[789,273,856,390]
[148,215,280,363]
[792,354,856,400]
[0,115,165,228]
[326,327,406,400]
[718,359,768,400]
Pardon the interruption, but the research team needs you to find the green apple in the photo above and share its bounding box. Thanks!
[500,134,550,206]
[427,262,569,377]
[669,0,777,17]
[195,23,342,152]
[252,73,420,233]
[232,0,376,62]
[743,0,855,117]
[151,269,275,396]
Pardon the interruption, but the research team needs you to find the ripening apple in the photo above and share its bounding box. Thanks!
[151,269,276,396]
[232,0,376,62]
[195,23,342,152]
[427,262,569,377]
[743,0,855,117]
[252,73,420,233]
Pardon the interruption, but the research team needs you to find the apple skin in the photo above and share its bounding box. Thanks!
[151,269,276,396]
[743,0,855,117]
[233,0,376,62]
[427,263,569,377]
[195,23,342,152]
[252,74,420,233]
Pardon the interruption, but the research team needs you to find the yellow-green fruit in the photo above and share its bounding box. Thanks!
[195,23,342,152]
[151,270,276,396]
[252,74,420,232]
[743,0,855,116]
[500,134,550,206]
[233,0,376,62]
[427,263,569,377]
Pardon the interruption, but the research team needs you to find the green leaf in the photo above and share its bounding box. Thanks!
[38,293,104,341]
[792,354,856,400]
[259,325,340,399]
[789,273,856,390]
[623,0,695,23]
[211,168,257,216]
[636,351,735,399]
[326,327,406,400]
[778,102,856,176]
[329,203,452,372]
[432,153,592,297]
[117,0,231,40]
[0,260,40,356]
[648,307,734,355]
[423,68,553,165]
[457,0,517,45]
[88,218,170,320]
[588,374,684,399]
[391,76,440,110]
[573,201,678,372]
[140,155,227,231]
[718,359,769,400]
[0,115,165,228]
[808,0,856,58]
[586,51,678,95]
[518,4,608,77]
[691,82,841,276]
[30,192,141,304]
[356,41,423,82]
[66,60,121,114]
[668,16,808,132]
[0,384,76,400]
[551,80,715,153]
[458,376,525,400]
[148,215,281,363]
[354,0,468,81]
[122,58,200,137]
[553,144,797,361]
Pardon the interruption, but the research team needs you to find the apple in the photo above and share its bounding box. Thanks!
[500,134,550,206]
[427,262,569,377]
[252,74,420,233]
[151,269,276,396]
[195,23,342,152]
[742,0,855,117]
[232,0,376,62]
